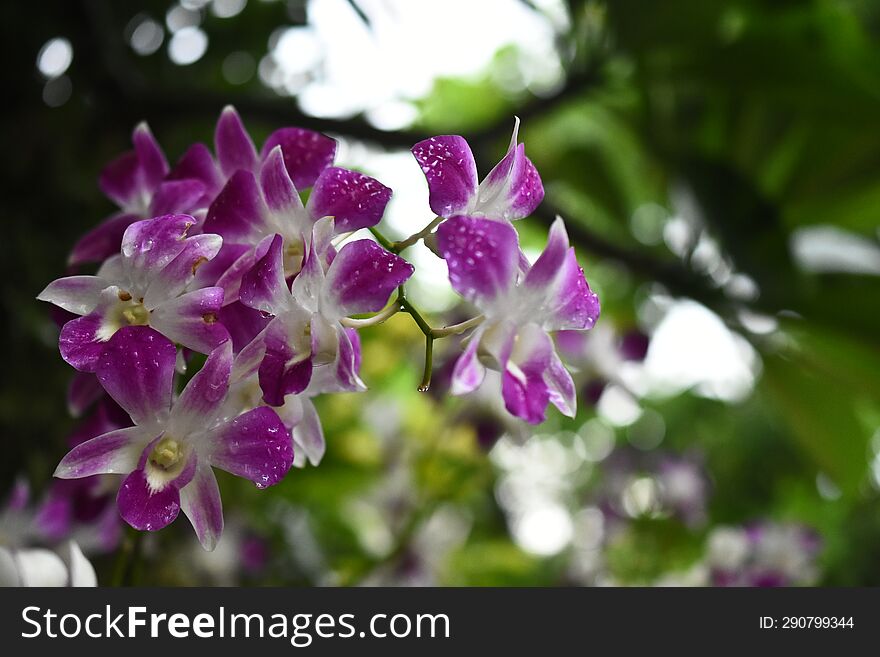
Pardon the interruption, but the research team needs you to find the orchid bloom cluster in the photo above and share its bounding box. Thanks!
[38,107,600,550]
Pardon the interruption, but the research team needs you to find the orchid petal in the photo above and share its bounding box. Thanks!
[208,407,293,488]
[168,142,224,203]
[240,233,291,316]
[117,468,181,532]
[411,135,478,217]
[149,179,207,216]
[306,167,392,233]
[215,106,258,178]
[150,287,229,355]
[262,126,337,190]
[524,217,600,331]
[179,462,224,551]
[54,425,150,479]
[170,341,232,436]
[260,146,303,214]
[38,276,106,316]
[450,326,487,395]
[68,213,140,267]
[203,170,269,244]
[143,233,223,308]
[96,326,176,427]
[476,118,543,220]
[132,122,169,192]
[436,215,519,308]
[324,239,413,317]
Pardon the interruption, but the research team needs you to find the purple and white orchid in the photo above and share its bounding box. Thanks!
[436,215,600,424]
[39,214,229,371]
[39,109,603,556]
[54,328,293,550]
[204,141,392,299]
[70,123,207,267]
[412,117,544,222]
[238,218,413,405]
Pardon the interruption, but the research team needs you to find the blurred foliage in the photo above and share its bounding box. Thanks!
[1,0,879,586]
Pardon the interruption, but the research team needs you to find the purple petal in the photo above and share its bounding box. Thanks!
[411,135,478,217]
[149,179,207,216]
[117,468,181,532]
[192,242,250,289]
[450,327,486,395]
[143,233,223,308]
[203,170,269,243]
[293,398,325,466]
[240,233,291,315]
[121,215,196,292]
[306,167,392,233]
[258,316,312,406]
[259,146,303,214]
[171,341,232,434]
[208,407,293,488]
[262,127,337,190]
[219,300,271,353]
[68,213,139,267]
[545,349,576,417]
[132,122,169,193]
[37,276,106,316]
[215,106,259,178]
[524,218,600,331]
[168,142,224,203]
[179,462,224,551]
[436,215,519,307]
[149,287,230,354]
[334,324,364,392]
[99,152,141,208]
[34,496,72,541]
[324,240,413,316]
[67,372,105,417]
[59,313,109,372]
[500,325,553,424]
[96,326,176,426]
[54,426,148,479]
[477,119,544,220]
[67,397,130,448]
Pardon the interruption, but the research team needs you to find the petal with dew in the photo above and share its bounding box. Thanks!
[208,407,293,488]
[306,166,392,233]
[324,239,413,317]
[436,215,519,308]
[411,135,478,217]
[96,326,176,426]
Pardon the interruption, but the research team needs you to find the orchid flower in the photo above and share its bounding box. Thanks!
[204,142,392,300]
[237,218,413,406]
[411,117,544,222]
[222,367,327,468]
[69,123,207,267]
[436,215,600,424]
[54,328,293,550]
[38,214,230,372]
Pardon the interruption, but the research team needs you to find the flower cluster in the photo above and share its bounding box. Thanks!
[38,108,600,550]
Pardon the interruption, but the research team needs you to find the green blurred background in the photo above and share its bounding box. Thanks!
[1,0,879,585]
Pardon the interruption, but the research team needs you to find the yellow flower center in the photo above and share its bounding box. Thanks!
[149,437,182,470]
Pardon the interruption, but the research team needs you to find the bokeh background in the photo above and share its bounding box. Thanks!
[2,0,880,585]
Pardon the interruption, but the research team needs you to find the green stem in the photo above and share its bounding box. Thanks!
[390,216,443,253]
[111,527,144,587]
[368,228,481,392]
